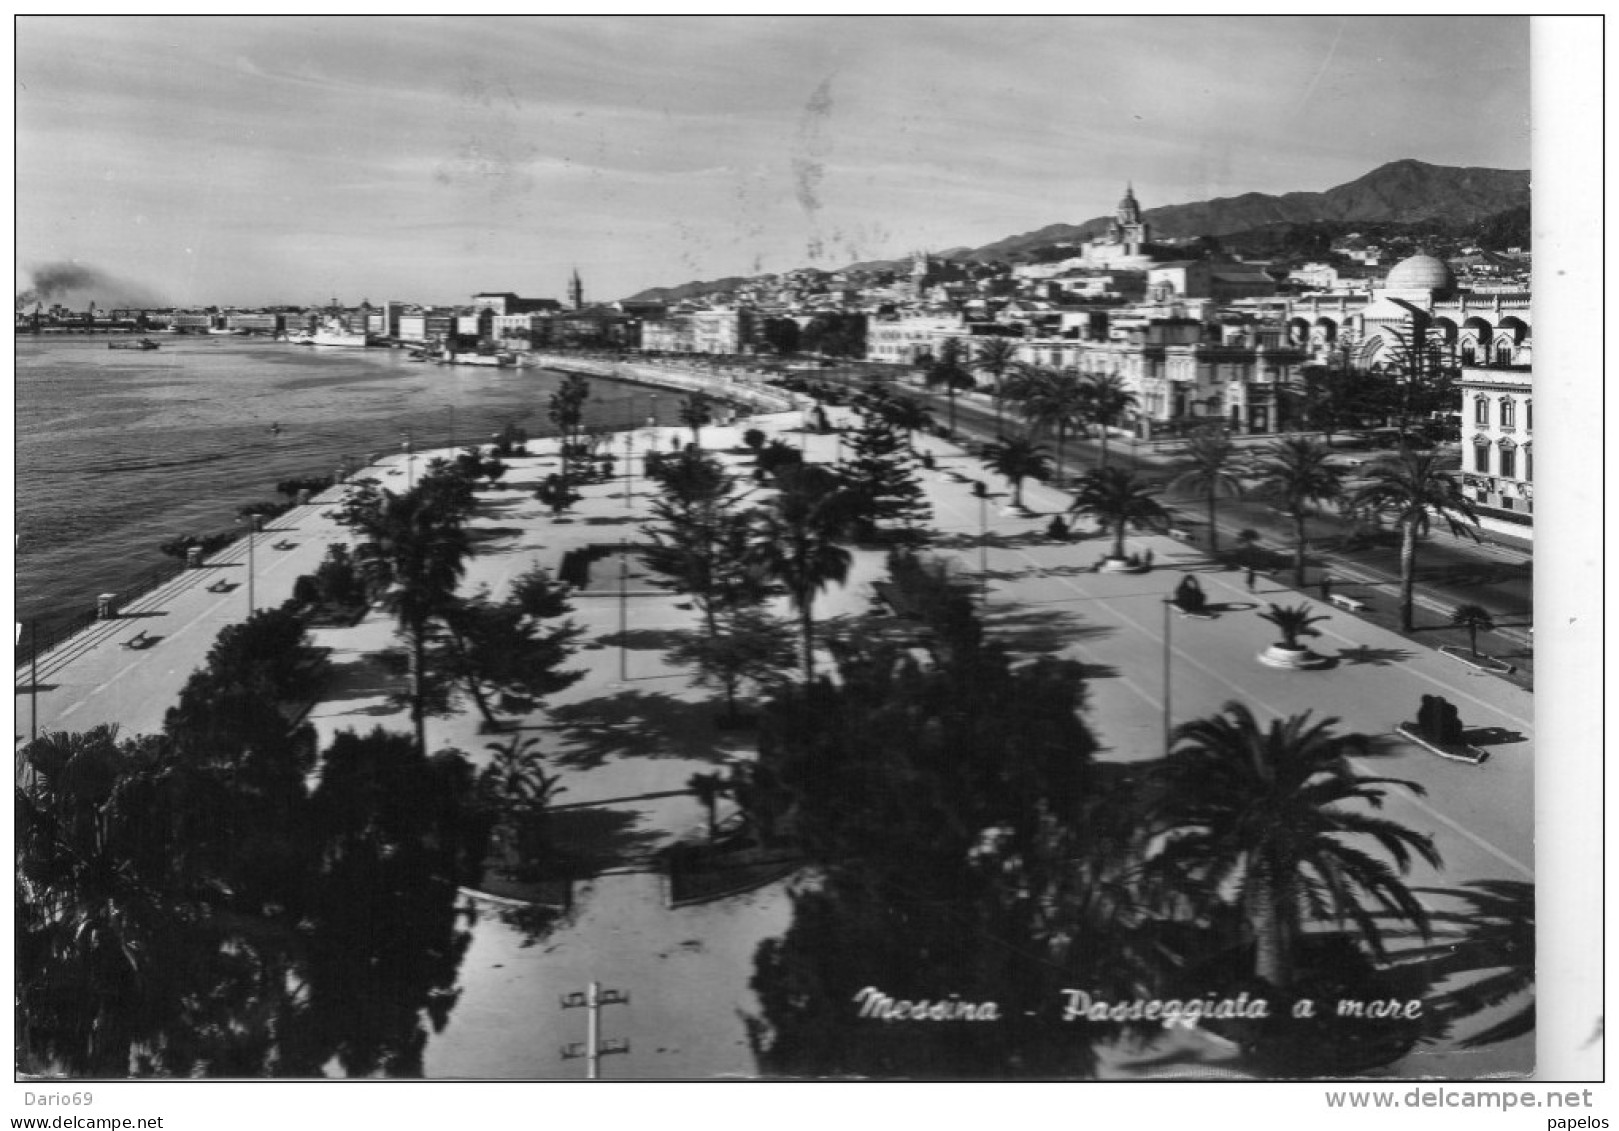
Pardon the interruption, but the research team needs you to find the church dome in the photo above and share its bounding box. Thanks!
[1384,254,1455,294]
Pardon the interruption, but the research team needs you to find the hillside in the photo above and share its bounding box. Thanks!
[966,159,1529,262]
[622,159,1529,300]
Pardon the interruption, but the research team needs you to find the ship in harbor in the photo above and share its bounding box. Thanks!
[312,317,370,348]
[438,348,519,368]
[108,338,160,351]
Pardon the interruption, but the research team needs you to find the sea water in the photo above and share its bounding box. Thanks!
[15,335,664,639]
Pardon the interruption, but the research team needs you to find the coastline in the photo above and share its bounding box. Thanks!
[14,346,803,659]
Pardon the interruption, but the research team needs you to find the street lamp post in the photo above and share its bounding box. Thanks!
[237,514,260,616]
[623,430,634,509]
[972,480,989,607]
[618,539,629,683]
[1162,593,1173,756]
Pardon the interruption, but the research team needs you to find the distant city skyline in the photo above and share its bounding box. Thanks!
[18,15,1529,308]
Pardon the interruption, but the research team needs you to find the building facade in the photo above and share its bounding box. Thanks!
[1459,362,1533,532]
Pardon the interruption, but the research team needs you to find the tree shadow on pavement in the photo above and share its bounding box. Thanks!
[549,689,733,770]
[546,806,667,872]
[595,627,692,652]
[982,603,1115,655]
[1334,644,1414,667]
[1461,726,1528,746]
[321,654,405,714]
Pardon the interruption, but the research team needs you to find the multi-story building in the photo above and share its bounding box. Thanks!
[640,315,694,353]
[1459,362,1533,534]
[690,308,753,355]
[224,312,282,334]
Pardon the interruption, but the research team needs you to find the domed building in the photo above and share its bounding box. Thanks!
[1281,251,1530,373]
[1381,253,1457,298]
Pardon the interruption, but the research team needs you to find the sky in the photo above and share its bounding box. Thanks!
[15,15,1531,308]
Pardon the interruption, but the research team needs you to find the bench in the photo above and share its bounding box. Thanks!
[1329,593,1368,612]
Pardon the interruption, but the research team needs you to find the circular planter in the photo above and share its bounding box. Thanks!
[1258,644,1323,670]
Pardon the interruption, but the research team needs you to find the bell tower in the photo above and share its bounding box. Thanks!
[569,268,584,311]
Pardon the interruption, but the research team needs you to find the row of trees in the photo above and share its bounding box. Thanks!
[970,423,1478,634]
[16,596,509,1076]
[338,457,583,750]
[739,562,1520,1077]
[925,324,1462,460]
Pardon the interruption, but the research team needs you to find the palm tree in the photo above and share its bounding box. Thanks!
[979,434,1051,508]
[876,394,936,452]
[1010,365,1088,484]
[480,734,565,868]
[1257,602,1331,651]
[923,337,975,434]
[1068,466,1169,562]
[972,337,1019,432]
[1248,437,1345,587]
[1148,701,1441,988]
[1166,426,1246,553]
[1352,451,1480,631]
[745,464,854,682]
[1449,603,1496,657]
[1081,371,1139,468]
[687,771,730,842]
[351,487,470,753]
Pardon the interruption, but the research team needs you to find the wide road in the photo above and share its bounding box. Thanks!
[801,362,1533,671]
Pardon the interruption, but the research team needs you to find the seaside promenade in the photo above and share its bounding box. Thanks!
[15,382,1534,1079]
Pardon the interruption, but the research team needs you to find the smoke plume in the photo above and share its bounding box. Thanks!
[17,261,168,309]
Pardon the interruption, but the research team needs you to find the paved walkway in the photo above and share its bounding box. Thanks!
[15,394,1534,1079]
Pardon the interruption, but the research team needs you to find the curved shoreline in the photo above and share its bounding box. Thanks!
[523,351,804,417]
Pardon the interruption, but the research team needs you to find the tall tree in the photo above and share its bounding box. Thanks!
[1248,437,1344,586]
[1067,466,1170,562]
[745,463,854,683]
[1009,365,1088,484]
[547,373,593,485]
[1148,701,1440,989]
[642,449,769,640]
[924,337,976,434]
[678,393,715,449]
[436,567,583,729]
[1080,370,1138,469]
[1352,451,1480,630]
[836,413,932,542]
[342,483,471,753]
[748,607,1126,1077]
[978,433,1051,509]
[972,337,1019,432]
[874,393,936,452]
[1165,426,1246,553]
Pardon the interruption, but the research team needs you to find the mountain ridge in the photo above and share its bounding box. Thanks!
[624,159,1529,302]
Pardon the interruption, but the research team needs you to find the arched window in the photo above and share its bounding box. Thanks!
[1474,442,1491,473]
[1500,398,1515,428]
[1474,395,1489,425]
[1526,400,1532,432]
[1461,343,1476,365]
[1499,446,1516,479]
[1525,446,1533,483]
